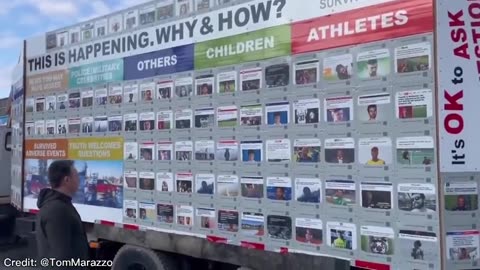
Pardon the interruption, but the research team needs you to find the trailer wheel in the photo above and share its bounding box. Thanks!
[111,244,177,270]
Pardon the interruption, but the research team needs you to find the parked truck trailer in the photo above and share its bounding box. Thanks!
[7,0,480,269]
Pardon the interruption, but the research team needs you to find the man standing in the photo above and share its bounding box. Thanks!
[36,160,89,266]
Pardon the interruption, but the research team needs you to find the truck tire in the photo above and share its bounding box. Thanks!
[111,244,177,270]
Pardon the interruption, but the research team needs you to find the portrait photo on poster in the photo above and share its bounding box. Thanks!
[195,74,214,96]
[194,140,215,161]
[157,110,173,130]
[357,93,391,122]
[139,172,155,191]
[81,117,93,134]
[295,218,323,245]
[265,63,290,88]
[139,112,155,131]
[157,204,174,224]
[176,205,194,226]
[446,231,479,261]
[194,107,215,129]
[356,49,391,79]
[398,183,436,213]
[327,222,356,250]
[175,109,192,129]
[81,89,94,107]
[45,120,55,135]
[217,71,237,94]
[266,176,292,201]
[241,176,264,199]
[140,82,155,102]
[108,115,122,132]
[35,97,45,112]
[176,0,193,16]
[123,113,138,131]
[156,0,174,21]
[175,141,193,161]
[124,142,138,160]
[295,178,321,203]
[294,60,319,85]
[46,95,56,111]
[195,174,215,194]
[124,200,138,219]
[109,85,123,104]
[444,182,479,212]
[395,42,431,74]
[267,215,292,240]
[240,140,262,162]
[175,77,193,98]
[293,98,320,125]
[69,92,80,108]
[323,54,353,81]
[138,202,156,221]
[240,68,262,91]
[358,137,392,166]
[398,230,437,262]
[95,88,108,106]
[396,137,434,166]
[293,138,321,163]
[157,80,173,100]
[325,96,353,123]
[217,210,239,232]
[325,180,356,206]
[240,104,262,126]
[197,208,216,229]
[157,142,173,161]
[361,182,393,210]
[216,140,239,162]
[139,142,154,161]
[156,172,173,192]
[266,102,289,126]
[324,138,355,164]
[176,173,193,193]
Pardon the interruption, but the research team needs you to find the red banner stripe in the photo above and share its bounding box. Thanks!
[292,0,433,54]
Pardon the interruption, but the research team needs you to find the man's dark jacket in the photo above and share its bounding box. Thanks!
[36,188,89,262]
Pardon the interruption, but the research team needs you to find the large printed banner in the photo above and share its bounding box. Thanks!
[69,59,124,88]
[124,44,194,80]
[436,0,480,172]
[26,70,68,97]
[195,25,291,69]
[26,0,400,75]
[24,137,124,209]
[292,0,433,53]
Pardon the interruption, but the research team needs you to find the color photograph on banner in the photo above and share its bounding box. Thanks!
[24,138,124,209]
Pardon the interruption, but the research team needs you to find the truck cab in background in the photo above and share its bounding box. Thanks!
[0,124,16,243]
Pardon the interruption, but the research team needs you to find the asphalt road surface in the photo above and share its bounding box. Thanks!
[0,240,39,269]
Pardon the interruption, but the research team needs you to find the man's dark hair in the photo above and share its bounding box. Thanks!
[48,160,74,188]
[367,104,377,111]
[367,59,378,65]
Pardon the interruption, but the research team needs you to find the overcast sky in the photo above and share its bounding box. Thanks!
[0,0,149,98]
